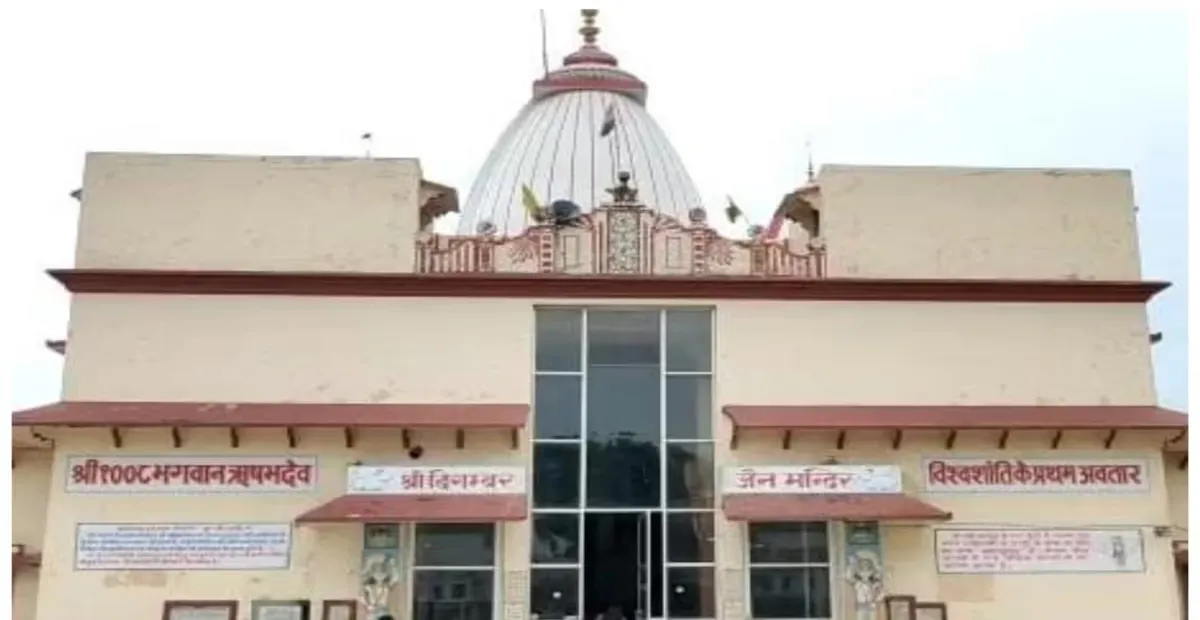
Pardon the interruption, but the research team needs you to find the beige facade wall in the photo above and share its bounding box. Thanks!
[34,432,524,620]
[49,293,1167,618]
[74,153,425,273]
[63,296,1155,406]
[714,299,1156,406]
[73,155,1146,283]
[727,433,1180,620]
[13,449,53,620]
[816,165,1143,280]
[62,295,533,403]
[712,299,1173,619]
[1164,456,1188,536]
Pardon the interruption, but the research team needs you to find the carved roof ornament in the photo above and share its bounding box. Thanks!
[605,171,641,207]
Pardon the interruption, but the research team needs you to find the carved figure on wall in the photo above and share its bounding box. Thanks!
[360,552,400,619]
[846,549,885,620]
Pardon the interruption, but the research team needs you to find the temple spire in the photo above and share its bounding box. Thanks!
[580,9,600,45]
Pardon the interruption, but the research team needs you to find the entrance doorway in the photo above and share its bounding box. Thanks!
[583,511,663,619]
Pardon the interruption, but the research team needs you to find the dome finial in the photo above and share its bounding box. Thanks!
[580,9,600,45]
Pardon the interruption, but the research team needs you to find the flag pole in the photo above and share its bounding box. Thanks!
[539,10,550,78]
[361,132,373,159]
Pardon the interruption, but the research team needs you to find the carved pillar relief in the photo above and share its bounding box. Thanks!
[605,209,643,273]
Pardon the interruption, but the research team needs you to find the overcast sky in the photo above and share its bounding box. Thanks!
[5,5,1187,411]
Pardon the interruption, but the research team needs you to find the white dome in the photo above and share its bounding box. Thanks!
[456,13,703,235]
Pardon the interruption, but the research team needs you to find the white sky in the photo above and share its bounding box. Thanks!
[3,4,1189,411]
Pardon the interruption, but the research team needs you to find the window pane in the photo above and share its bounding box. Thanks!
[749,567,832,619]
[748,522,829,564]
[667,512,715,563]
[587,310,660,366]
[666,308,712,372]
[537,309,582,372]
[412,569,494,620]
[587,365,660,443]
[534,443,581,508]
[414,523,495,567]
[586,437,660,508]
[532,514,580,564]
[531,568,579,619]
[666,375,712,439]
[667,443,715,508]
[667,566,716,619]
[535,375,582,439]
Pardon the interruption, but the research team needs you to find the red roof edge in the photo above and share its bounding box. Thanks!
[297,494,528,523]
[723,405,1188,431]
[12,401,528,429]
[723,494,951,522]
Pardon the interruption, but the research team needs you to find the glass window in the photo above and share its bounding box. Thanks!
[587,365,660,442]
[412,570,494,620]
[530,568,579,619]
[587,310,660,366]
[667,566,716,619]
[666,443,715,508]
[414,523,495,567]
[666,375,712,439]
[748,567,832,619]
[586,437,660,508]
[536,309,582,372]
[665,308,712,372]
[532,514,580,564]
[533,444,581,508]
[748,522,832,619]
[535,375,582,439]
[412,524,496,620]
[748,522,829,564]
[666,512,715,563]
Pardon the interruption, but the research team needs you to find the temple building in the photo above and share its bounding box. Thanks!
[10,9,1189,620]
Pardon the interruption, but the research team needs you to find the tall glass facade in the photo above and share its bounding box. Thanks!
[530,308,716,619]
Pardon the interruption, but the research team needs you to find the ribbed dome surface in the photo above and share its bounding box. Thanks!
[456,11,703,235]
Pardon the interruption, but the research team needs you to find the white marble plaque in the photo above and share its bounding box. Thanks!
[348,466,526,495]
[723,465,902,494]
[76,522,291,570]
[936,528,1145,574]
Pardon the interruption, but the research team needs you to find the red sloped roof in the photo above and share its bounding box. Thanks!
[723,493,951,522]
[723,405,1187,430]
[12,401,527,429]
[296,494,527,523]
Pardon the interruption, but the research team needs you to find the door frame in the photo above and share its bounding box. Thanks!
[582,509,664,620]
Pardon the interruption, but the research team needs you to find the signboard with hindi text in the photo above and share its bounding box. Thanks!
[923,458,1149,494]
[935,528,1145,574]
[75,522,292,570]
[347,465,527,495]
[722,465,903,494]
[66,456,317,494]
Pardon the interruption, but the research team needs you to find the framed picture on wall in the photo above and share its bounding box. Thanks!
[322,600,358,620]
[884,595,917,620]
[364,523,400,549]
[915,601,948,620]
[162,601,238,620]
[251,600,311,620]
